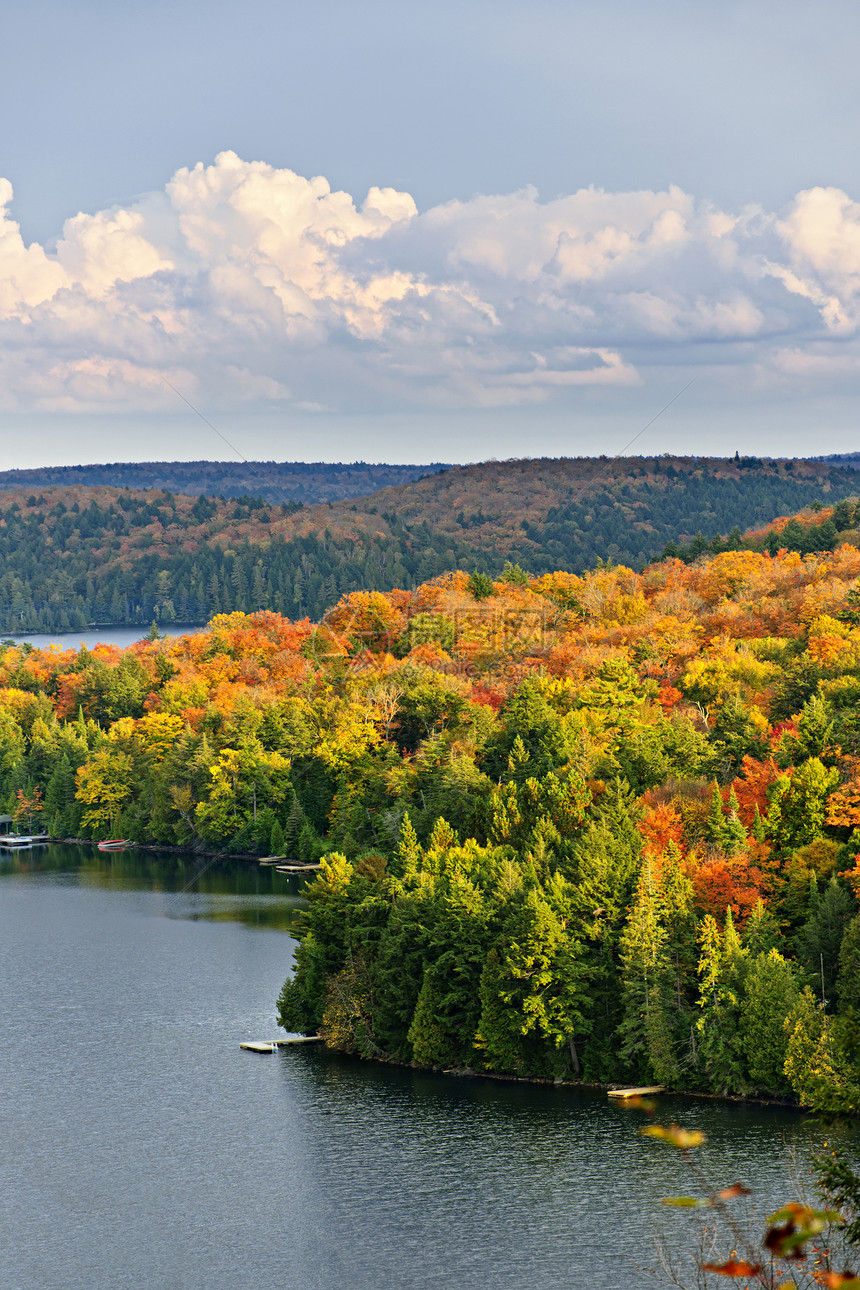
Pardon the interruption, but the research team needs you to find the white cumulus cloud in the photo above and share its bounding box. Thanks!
[1,153,860,414]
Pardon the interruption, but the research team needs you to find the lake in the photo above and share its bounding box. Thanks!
[0,845,843,1290]
[2,624,204,651]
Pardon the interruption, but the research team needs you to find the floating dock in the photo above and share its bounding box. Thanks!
[240,1036,322,1054]
[607,1085,666,1098]
[256,855,322,871]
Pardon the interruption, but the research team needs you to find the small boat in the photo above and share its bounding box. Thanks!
[98,839,134,852]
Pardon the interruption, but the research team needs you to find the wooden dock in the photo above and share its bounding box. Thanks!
[275,863,322,873]
[607,1085,666,1098]
[240,1036,322,1054]
[258,856,316,867]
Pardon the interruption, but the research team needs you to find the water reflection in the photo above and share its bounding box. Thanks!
[0,842,307,932]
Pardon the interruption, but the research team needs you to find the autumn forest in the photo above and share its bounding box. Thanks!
[0,453,857,632]
[2,487,860,1111]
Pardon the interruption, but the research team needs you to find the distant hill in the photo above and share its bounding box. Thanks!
[0,460,449,504]
[0,454,858,633]
[808,452,860,468]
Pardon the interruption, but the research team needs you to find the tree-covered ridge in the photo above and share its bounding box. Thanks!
[3,537,860,1107]
[0,460,449,505]
[0,455,858,632]
[662,496,860,563]
[0,485,307,633]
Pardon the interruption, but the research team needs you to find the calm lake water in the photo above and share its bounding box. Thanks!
[0,845,848,1290]
[3,624,204,651]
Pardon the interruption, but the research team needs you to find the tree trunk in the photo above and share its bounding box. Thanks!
[568,1036,580,1074]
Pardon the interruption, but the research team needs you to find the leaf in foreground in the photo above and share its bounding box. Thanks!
[640,1124,706,1149]
[700,1258,761,1276]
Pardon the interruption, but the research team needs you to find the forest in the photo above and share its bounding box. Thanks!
[1,503,860,1110]
[0,459,448,505]
[0,454,858,632]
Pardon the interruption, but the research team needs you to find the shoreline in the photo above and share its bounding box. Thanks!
[27,839,820,1115]
[52,836,281,862]
[295,1041,808,1113]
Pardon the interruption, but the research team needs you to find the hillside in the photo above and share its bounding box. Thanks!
[812,452,860,469]
[3,527,860,1110]
[0,460,448,504]
[312,454,859,572]
[0,454,858,633]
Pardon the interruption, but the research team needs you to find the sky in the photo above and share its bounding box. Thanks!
[2,0,860,467]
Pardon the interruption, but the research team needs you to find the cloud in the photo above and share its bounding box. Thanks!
[2,153,860,414]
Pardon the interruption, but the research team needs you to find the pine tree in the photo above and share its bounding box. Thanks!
[476,877,590,1077]
[741,949,798,1094]
[784,987,860,1113]
[752,804,766,843]
[392,811,421,880]
[475,949,524,1073]
[705,783,727,845]
[44,753,78,837]
[837,912,860,1014]
[403,868,490,1066]
[372,893,433,1059]
[408,970,451,1066]
[617,860,679,1082]
[695,913,749,1094]
[660,844,698,1015]
[796,877,856,1007]
[721,788,747,855]
[743,898,781,956]
[282,792,305,851]
[298,819,324,864]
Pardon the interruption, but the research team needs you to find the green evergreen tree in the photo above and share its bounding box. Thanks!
[695,913,749,1094]
[796,877,856,1007]
[372,892,433,1059]
[476,877,590,1077]
[618,859,678,1082]
[392,811,421,879]
[837,911,860,1015]
[44,753,78,836]
[784,986,860,1113]
[740,949,798,1094]
[743,898,782,956]
[705,784,727,846]
[721,788,748,856]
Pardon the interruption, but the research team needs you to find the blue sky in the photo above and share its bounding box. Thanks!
[2,0,860,466]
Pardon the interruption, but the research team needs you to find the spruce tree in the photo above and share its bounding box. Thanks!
[44,754,78,837]
[743,898,781,956]
[392,811,421,880]
[617,860,680,1083]
[705,784,727,846]
[837,912,860,1015]
[721,788,748,855]
[695,913,749,1094]
[796,877,856,1007]
[785,987,860,1113]
[740,949,798,1094]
